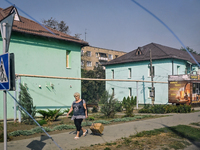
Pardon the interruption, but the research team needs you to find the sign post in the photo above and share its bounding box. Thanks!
[0,11,15,150]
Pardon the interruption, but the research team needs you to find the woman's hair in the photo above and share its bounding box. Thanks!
[74,92,80,97]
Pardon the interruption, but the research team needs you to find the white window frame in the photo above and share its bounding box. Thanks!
[96,62,98,67]
[112,70,114,79]
[112,88,114,96]
[108,54,113,60]
[87,61,92,67]
[177,66,180,75]
[86,51,91,57]
[129,88,132,97]
[128,68,131,78]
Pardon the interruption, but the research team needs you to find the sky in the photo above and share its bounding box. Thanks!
[1,0,200,53]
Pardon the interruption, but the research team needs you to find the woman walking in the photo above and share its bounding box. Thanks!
[66,92,88,139]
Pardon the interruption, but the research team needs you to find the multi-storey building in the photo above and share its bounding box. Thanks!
[81,46,126,70]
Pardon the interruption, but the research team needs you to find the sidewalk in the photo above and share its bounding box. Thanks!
[1,111,200,150]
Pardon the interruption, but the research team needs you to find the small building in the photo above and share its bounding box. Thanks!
[104,43,200,104]
[81,46,126,70]
[0,6,88,120]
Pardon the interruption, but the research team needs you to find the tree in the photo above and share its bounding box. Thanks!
[42,17,70,34]
[81,66,105,104]
[100,91,117,118]
[19,83,36,124]
[180,46,199,55]
[122,96,136,117]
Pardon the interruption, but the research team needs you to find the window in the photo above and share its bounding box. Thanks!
[129,88,132,97]
[112,70,114,79]
[87,61,92,67]
[86,51,91,57]
[81,50,84,56]
[112,88,114,96]
[128,68,131,78]
[81,60,84,66]
[96,62,98,67]
[96,52,99,57]
[177,66,180,75]
[108,54,113,60]
[149,66,155,77]
[115,55,118,58]
[66,50,71,68]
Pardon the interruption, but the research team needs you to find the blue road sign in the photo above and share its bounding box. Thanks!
[0,53,10,90]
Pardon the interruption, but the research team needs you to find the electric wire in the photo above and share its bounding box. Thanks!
[131,0,200,68]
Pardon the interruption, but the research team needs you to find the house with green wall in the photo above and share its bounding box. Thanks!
[0,6,88,120]
[104,43,200,104]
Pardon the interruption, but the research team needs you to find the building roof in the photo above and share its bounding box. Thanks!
[0,6,89,46]
[104,43,200,66]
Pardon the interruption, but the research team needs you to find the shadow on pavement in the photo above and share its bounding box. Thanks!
[26,135,49,150]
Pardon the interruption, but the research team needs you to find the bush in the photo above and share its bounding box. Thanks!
[37,109,64,122]
[115,101,123,112]
[64,108,73,117]
[139,104,192,114]
[88,116,95,121]
[122,96,136,117]
[37,120,47,126]
[19,83,36,125]
[92,106,98,113]
[100,91,117,118]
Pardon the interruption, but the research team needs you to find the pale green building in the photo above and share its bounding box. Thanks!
[0,6,88,120]
[105,43,200,104]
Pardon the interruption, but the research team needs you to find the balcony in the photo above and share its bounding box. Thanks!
[99,57,108,61]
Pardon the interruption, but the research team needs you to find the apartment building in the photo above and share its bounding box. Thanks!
[81,46,126,70]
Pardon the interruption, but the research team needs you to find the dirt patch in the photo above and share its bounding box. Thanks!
[78,132,191,150]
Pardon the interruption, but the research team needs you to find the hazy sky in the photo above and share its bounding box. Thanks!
[1,0,200,53]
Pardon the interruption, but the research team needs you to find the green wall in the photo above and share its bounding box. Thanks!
[0,32,82,119]
[106,59,188,104]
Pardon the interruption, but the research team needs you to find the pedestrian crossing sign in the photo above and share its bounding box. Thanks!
[0,53,10,90]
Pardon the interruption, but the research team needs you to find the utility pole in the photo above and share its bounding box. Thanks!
[150,49,155,105]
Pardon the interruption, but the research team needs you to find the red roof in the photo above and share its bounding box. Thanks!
[0,6,89,46]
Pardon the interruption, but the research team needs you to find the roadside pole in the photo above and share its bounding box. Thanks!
[150,49,155,105]
[0,11,16,150]
[3,22,8,150]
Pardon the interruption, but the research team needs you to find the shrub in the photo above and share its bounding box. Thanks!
[92,106,98,113]
[139,104,192,114]
[37,120,47,126]
[122,96,136,117]
[88,116,95,121]
[19,83,36,125]
[114,101,123,112]
[64,108,73,117]
[53,125,75,131]
[100,91,117,118]
[37,109,64,122]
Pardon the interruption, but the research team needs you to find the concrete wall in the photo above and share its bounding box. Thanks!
[0,32,82,119]
[105,59,188,104]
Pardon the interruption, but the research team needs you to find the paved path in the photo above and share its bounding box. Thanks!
[1,111,200,150]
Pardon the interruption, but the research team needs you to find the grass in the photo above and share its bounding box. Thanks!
[78,124,199,150]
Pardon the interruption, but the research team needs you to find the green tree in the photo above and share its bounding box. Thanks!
[100,91,117,118]
[122,96,136,117]
[42,17,70,34]
[81,66,105,103]
[180,46,199,55]
[19,83,36,124]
